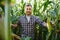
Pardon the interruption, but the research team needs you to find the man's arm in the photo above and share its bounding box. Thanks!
[11,19,21,39]
[35,16,54,27]
[35,16,47,27]
[11,18,21,28]
[12,33,21,40]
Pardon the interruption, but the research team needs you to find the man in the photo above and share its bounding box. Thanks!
[11,4,47,40]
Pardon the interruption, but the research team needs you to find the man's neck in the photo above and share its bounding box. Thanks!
[26,14,31,22]
[26,14,31,16]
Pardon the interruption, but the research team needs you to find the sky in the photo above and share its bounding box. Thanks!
[16,0,45,6]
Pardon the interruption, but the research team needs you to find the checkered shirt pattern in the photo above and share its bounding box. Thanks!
[17,15,46,40]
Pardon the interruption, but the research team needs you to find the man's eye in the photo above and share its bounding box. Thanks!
[26,8,31,10]
[27,8,28,10]
[29,8,31,10]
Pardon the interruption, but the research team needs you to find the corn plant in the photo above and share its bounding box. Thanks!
[2,0,60,40]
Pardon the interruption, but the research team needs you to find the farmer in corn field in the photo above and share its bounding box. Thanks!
[11,3,47,40]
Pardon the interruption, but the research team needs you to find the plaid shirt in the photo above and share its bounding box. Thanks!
[17,15,46,40]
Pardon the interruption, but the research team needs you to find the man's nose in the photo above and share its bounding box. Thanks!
[27,9,31,11]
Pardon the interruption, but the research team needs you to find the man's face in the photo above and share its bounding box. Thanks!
[25,6,32,15]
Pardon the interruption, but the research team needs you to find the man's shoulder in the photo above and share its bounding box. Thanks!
[18,15,24,21]
[19,15,24,18]
[31,15,40,20]
[32,15,40,19]
[19,15,40,19]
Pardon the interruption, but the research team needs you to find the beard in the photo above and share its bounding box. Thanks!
[26,11,32,15]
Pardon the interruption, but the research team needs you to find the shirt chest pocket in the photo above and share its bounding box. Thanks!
[20,18,36,26]
[21,20,27,26]
[29,20,35,26]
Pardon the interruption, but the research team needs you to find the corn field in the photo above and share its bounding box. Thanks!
[0,0,60,40]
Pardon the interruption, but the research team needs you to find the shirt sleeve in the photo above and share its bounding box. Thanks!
[17,17,21,26]
[35,16,47,27]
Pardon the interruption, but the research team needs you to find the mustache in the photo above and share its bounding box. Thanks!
[26,11,32,13]
[26,11,31,13]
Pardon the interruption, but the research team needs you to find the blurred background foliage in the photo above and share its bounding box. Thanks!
[0,0,60,40]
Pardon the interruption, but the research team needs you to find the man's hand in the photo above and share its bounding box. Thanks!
[11,24,17,28]
[12,33,21,40]
[50,21,55,25]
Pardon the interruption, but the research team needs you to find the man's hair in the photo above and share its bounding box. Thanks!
[26,3,32,7]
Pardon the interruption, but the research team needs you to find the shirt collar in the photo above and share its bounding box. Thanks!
[24,14,33,19]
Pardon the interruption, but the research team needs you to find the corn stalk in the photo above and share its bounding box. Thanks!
[4,0,12,40]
